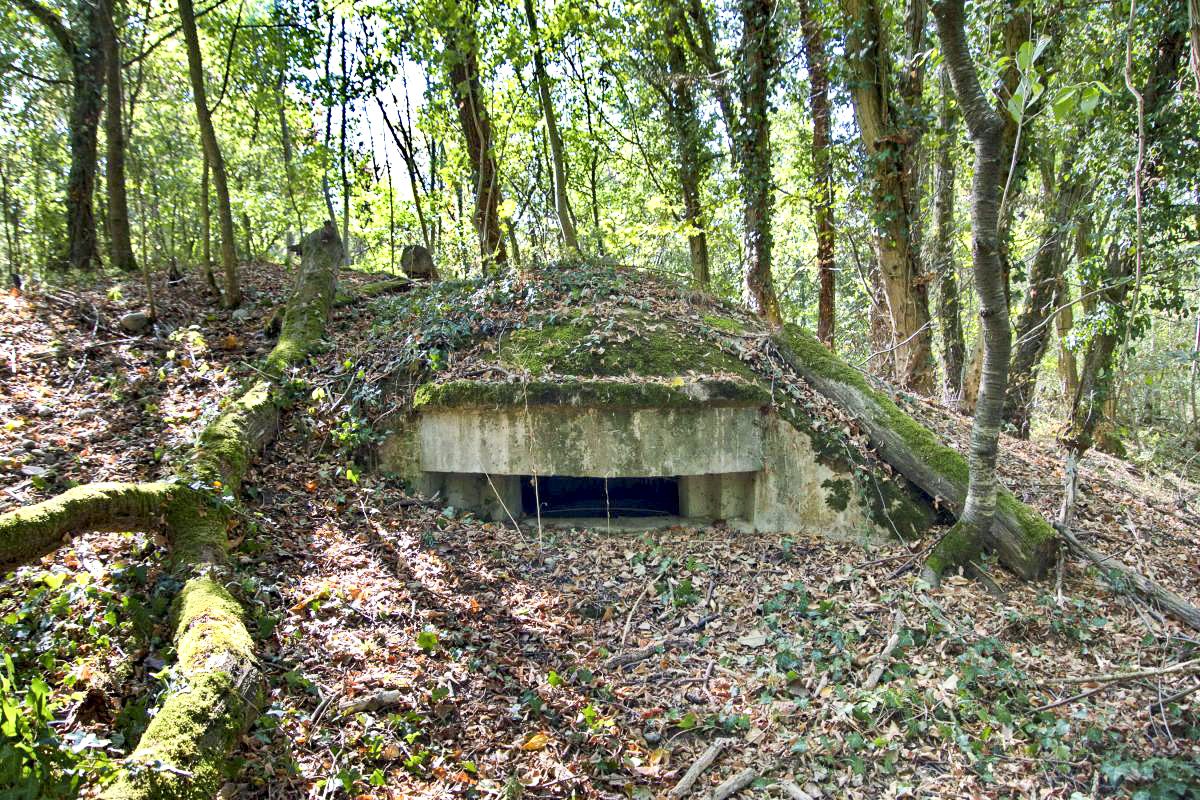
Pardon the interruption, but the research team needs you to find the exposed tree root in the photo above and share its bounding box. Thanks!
[1,222,343,799]
[0,482,173,573]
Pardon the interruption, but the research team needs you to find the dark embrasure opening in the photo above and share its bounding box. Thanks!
[520,476,681,518]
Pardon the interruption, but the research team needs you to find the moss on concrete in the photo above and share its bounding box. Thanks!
[776,323,1055,575]
[821,478,853,512]
[500,315,754,379]
[414,377,769,411]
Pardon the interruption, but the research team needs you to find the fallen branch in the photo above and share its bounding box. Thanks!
[604,637,691,671]
[668,737,734,799]
[1056,658,1200,685]
[333,277,412,307]
[1056,523,1200,632]
[863,610,906,690]
[1,482,173,573]
[0,223,345,800]
[338,689,407,715]
[710,766,759,800]
[779,781,817,800]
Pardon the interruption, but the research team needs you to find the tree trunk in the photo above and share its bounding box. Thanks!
[798,0,835,347]
[931,68,966,408]
[523,0,577,251]
[446,15,507,272]
[1003,156,1086,437]
[16,0,106,270]
[339,16,351,266]
[841,0,935,392]
[682,0,738,166]
[664,12,711,289]
[928,0,1016,578]
[179,0,240,307]
[737,0,782,325]
[199,156,219,295]
[99,0,137,272]
[1059,5,1186,520]
[1054,273,1079,403]
[277,68,302,231]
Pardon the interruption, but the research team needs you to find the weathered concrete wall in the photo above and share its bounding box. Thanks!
[748,415,881,542]
[378,391,891,543]
[417,406,765,477]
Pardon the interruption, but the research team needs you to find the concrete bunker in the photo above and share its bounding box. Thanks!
[381,376,917,541]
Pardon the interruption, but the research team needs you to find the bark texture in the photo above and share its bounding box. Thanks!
[841,0,935,392]
[180,0,240,306]
[929,0,1016,577]
[446,15,507,272]
[798,0,835,347]
[736,0,782,325]
[99,0,137,272]
[664,12,711,288]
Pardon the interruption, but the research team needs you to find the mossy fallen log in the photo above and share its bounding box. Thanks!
[333,276,412,307]
[0,221,342,799]
[0,482,173,573]
[772,325,1056,579]
[100,221,342,800]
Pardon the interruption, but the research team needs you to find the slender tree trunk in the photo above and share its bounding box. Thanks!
[928,0,1012,576]
[664,13,711,288]
[99,0,137,272]
[681,0,738,166]
[1060,3,1186,517]
[0,164,18,288]
[446,15,507,272]
[931,68,966,408]
[798,0,835,347]
[199,156,219,294]
[377,94,433,252]
[339,17,351,266]
[277,68,302,232]
[523,0,577,251]
[841,0,935,392]
[179,0,240,306]
[1054,273,1079,403]
[737,0,782,325]
[1003,156,1086,437]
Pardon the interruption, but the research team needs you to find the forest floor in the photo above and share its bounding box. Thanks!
[2,265,1199,799]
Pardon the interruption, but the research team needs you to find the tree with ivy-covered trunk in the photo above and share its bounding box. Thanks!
[14,0,106,271]
[735,0,782,326]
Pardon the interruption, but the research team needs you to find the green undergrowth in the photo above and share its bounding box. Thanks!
[741,583,1200,797]
[0,538,179,797]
